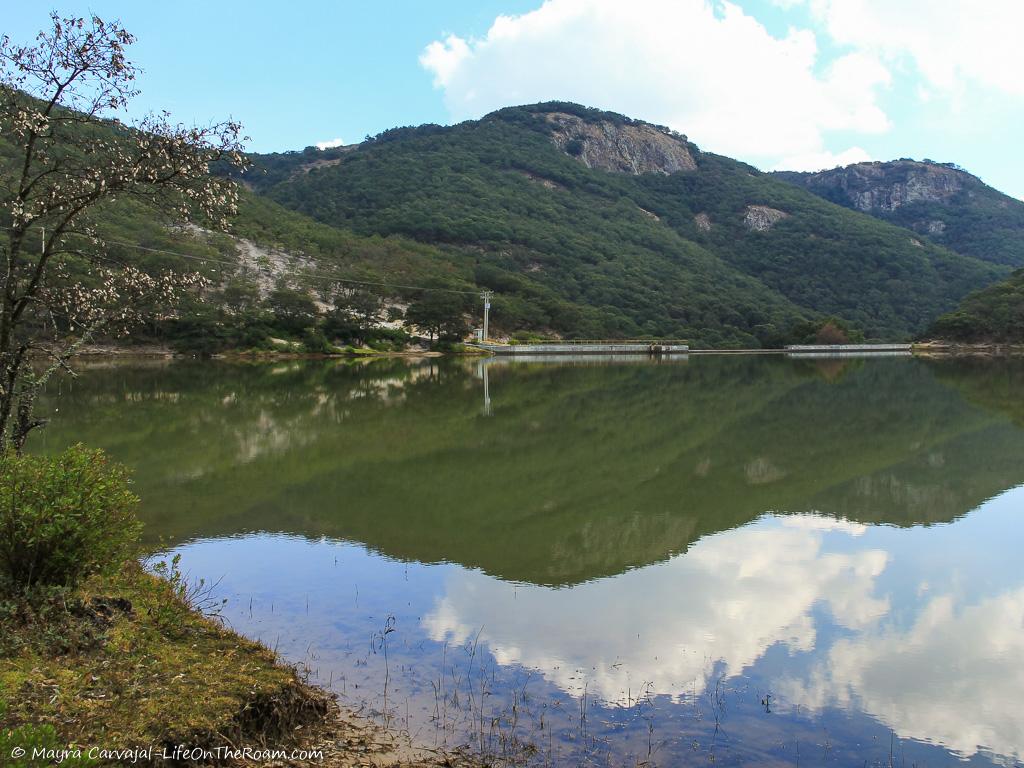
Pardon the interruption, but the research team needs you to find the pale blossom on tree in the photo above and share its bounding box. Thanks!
[0,13,247,451]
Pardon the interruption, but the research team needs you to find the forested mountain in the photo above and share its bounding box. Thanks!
[4,97,1013,350]
[928,269,1024,342]
[0,96,482,354]
[774,160,1024,268]
[243,103,1005,343]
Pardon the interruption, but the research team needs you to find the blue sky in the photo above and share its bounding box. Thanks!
[6,1,1024,199]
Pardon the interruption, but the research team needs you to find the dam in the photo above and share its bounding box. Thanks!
[470,342,913,356]
[470,340,690,355]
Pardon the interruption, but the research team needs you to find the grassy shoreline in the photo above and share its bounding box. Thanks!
[0,562,475,767]
[69,344,489,361]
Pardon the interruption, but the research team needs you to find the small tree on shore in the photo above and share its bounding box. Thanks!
[815,320,850,346]
[0,14,246,451]
[405,291,470,342]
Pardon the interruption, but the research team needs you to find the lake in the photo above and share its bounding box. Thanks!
[36,355,1024,767]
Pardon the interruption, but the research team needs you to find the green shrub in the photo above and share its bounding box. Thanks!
[0,446,141,598]
[301,327,333,354]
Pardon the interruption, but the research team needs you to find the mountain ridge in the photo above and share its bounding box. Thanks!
[774,159,1024,267]
[3,95,1014,350]
[240,102,1005,343]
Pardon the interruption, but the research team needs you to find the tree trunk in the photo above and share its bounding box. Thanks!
[12,392,43,454]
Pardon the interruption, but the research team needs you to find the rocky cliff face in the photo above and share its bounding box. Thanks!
[773,159,1024,267]
[545,112,697,175]
[779,160,967,213]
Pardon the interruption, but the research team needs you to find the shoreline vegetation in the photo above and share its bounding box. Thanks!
[68,344,486,360]
[0,563,480,768]
[67,341,1024,360]
[0,447,478,768]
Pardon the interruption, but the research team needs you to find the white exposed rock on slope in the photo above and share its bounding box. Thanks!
[546,112,697,175]
[744,205,789,231]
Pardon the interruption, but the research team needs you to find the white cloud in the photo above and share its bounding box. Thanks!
[779,513,868,535]
[423,502,1024,763]
[423,514,890,704]
[314,137,346,150]
[773,145,872,172]
[419,0,891,167]
[779,588,1024,761]
[420,34,471,88]
[794,0,1024,97]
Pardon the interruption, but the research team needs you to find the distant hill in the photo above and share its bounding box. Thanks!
[243,103,1004,343]
[0,94,480,354]
[927,269,1024,342]
[3,96,1011,349]
[774,160,1024,267]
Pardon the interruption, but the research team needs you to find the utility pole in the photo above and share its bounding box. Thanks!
[480,290,493,341]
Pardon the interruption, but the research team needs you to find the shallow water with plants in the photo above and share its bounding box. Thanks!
[36,355,1024,767]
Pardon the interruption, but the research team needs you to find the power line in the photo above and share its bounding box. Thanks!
[0,225,483,296]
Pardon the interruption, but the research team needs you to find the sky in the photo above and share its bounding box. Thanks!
[5,0,1024,199]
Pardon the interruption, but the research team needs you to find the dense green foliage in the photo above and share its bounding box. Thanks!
[0,103,478,354]
[0,446,140,596]
[776,161,1024,268]
[259,115,803,345]
[250,103,1003,342]
[928,269,1024,341]
[43,192,481,354]
[3,97,1011,348]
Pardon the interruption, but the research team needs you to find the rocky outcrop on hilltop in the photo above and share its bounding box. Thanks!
[545,112,697,175]
[778,160,967,213]
[773,159,1024,267]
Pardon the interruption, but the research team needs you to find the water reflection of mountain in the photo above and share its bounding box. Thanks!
[37,356,1024,586]
[928,356,1024,427]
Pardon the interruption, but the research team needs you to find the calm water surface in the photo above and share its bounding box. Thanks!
[37,355,1024,767]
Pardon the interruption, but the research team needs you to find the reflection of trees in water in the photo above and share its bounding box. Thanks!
[54,356,1020,766]
[34,357,1024,585]
[810,357,862,382]
[744,456,787,484]
[927,356,1024,427]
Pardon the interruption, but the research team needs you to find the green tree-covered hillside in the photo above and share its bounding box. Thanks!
[4,96,1011,350]
[250,103,1004,342]
[928,269,1024,342]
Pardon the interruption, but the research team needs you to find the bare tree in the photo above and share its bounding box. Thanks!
[0,13,247,451]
